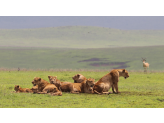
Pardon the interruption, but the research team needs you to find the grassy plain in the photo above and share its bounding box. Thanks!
[1,70,164,108]
[0,45,164,70]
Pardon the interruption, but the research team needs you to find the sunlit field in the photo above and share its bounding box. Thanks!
[1,70,164,108]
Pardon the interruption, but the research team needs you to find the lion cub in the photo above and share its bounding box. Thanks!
[14,85,33,93]
[31,77,62,96]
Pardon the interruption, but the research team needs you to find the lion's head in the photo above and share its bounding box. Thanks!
[86,78,95,92]
[72,74,86,83]
[14,85,20,91]
[48,75,58,84]
[32,77,41,86]
[121,69,129,79]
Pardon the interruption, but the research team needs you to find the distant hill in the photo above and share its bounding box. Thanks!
[0,26,164,49]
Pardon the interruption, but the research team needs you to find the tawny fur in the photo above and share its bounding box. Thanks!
[31,77,62,95]
[30,85,38,93]
[14,85,33,93]
[72,74,87,83]
[48,75,95,94]
[48,75,71,92]
[93,69,129,94]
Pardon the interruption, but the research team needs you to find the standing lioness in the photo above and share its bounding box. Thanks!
[93,69,129,94]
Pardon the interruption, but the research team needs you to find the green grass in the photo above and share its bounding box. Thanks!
[1,26,164,48]
[0,46,164,70]
[1,70,164,108]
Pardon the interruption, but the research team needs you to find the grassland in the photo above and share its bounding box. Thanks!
[1,26,164,48]
[1,70,164,108]
[0,26,164,70]
[0,45,164,70]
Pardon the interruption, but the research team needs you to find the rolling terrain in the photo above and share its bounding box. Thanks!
[0,26,164,70]
[0,26,164,48]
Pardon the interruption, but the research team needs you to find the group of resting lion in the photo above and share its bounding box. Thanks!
[14,69,129,96]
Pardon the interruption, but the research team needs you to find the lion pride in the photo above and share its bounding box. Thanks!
[93,69,129,94]
[14,85,33,93]
[48,75,95,93]
[31,77,62,96]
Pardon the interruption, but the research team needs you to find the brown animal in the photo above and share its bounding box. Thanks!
[48,75,95,94]
[48,75,71,92]
[72,74,86,83]
[49,91,62,96]
[93,69,129,94]
[14,85,33,93]
[141,57,150,73]
[31,77,62,95]
[30,85,38,93]
[83,78,95,93]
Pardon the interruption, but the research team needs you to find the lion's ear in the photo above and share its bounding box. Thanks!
[77,74,80,78]
[55,76,57,78]
[38,78,41,81]
[17,85,19,88]
[48,75,51,78]
[123,69,125,73]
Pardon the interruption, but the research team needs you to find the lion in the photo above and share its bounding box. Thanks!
[31,77,62,95]
[93,69,129,94]
[30,85,38,93]
[48,75,71,92]
[48,75,95,94]
[14,85,33,93]
[83,78,95,93]
[72,74,87,83]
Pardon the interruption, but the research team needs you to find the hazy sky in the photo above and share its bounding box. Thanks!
[0,16,164,30]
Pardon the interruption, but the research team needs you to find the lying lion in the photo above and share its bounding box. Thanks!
[48,75,95,94]
[48,75,71,91]
[72,74,87,83]
[14,85,33,93]
[30,85,38,93]
[93,69,129,94]
[32,77,62,96]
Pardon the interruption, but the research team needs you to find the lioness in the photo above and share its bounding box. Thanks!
[93,69,129,94]
[48,75,71,91]
[48,75,95,93]
[72,74,86,83]
[31,77,62,95]
[14,85,33,93]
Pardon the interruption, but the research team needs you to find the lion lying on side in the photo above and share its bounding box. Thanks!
[48,75,95,94]
[32,77,62,96]
[14,85,33,93]
[93,69,129,94]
